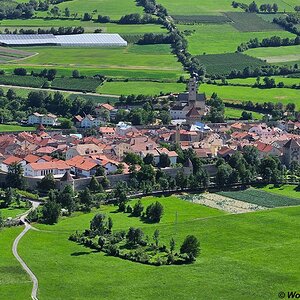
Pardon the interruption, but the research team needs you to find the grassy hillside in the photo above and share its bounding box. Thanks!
[9,195,299,299]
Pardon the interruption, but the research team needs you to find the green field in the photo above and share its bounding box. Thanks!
[159,0,296,15]
[6,45,184,82]
[179,23,295,55]
[224,107,263,120]
[201,84,300,107]
[98,81,186,95]
[0,195,297,299]
[0,124,36,132]
[218,188,300,207]
[246,45,300,64]
[0,228,32,299]
[35,0,143,20]
[259,184,300,199]
[222,76,300,87]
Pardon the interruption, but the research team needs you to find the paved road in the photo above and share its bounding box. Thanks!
[12,201,40,300]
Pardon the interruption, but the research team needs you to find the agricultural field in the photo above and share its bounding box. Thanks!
[0,47,35,63]
[98,81,186,96]
[0,75,47,88]
[35,0,143,20]
[224,107,263,120]
[194,53,265,75]
[0,195,297,299]
[224,12,282,32]
[159,0,297,15]
[67,93,119,104]
[201,84,300,107]
[217,188,300,208]
[7,45,184,81]
[221,76,300,87]
[179,23,296,55]
[246,45,300,64]
[51,77,102,92]
[172,15,231,24]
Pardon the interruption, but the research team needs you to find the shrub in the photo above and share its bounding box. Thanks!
[145,201,164,223]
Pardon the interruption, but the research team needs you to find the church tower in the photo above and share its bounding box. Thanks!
[188,77,198,104]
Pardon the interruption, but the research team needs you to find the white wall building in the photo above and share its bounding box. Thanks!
[28,113,58,126]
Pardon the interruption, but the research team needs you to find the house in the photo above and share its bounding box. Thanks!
[99,127,115,137]
[1,155,25,173]
[24,161,71,178]
[95,103,114,119]
[66,156,99,177]
[66,144,103,160]
[73,115,83,127]
[80,115,102,128]
[255,142,281,159]
[28,113,58,126]
[140,147,178,166]
[115,122,133,136]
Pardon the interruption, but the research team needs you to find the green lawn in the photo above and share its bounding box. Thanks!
[0,227,32,300]
[178,23,295,55]
[258,184,300,199]
[0,206,28,219]
[225,107,263,120]
[246,45,300,64]
[6,195,298,299]
[201,84,300,107]
[98,81,186,95]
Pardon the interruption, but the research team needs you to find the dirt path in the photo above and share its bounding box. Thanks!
[12,201,40,300]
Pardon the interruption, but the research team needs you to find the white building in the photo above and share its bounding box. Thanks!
[80,115,102,128]
[25,161,70,178]
[115,122,133,136]
[28,113,58,126]
[66,144,103,160]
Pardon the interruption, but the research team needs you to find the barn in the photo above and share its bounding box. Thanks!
[0,33,127,47]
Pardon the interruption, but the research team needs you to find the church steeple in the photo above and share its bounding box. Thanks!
[188,77,198,103]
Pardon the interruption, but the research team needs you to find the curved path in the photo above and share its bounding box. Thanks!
[12,201,40,300]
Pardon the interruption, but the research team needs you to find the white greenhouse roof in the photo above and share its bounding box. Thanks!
[0,34,127,47]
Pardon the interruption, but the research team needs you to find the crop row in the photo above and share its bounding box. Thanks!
[51,77,102,92]
[0,75,46,88]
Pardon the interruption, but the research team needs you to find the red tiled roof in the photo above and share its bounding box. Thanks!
[28,161,70,171]
[23,154,40,163]
[3,155,22,165]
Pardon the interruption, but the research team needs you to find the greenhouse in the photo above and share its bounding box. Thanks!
[0,34,127,47]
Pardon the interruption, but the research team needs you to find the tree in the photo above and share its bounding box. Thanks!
[6,89,16,100]
[158,153,171,168]
[89,176,102,193]
[158,177,169,191]
[145,201,164,223]
[153,229,160,247]
[42,199,61,224]
[126,227,144,245]
[6,163,25,189]
[4,188,14,208]
[132,200,144,217]
[0,211,3,228]
[248,1,259,12]
[124,152,142,165]
[272,3,278,13]
[90,213,107,235]
[180,235,200,262]
[170,237,175,253]
[72,69,80,78]
[143,153,154,165]
[108,216,113,232]
[64,7,70,17]
[82,12,92,21]
[38,173,56,191]
[79,187,93,209]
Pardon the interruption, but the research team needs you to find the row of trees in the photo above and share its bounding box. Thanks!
[232,1,278,13]
[1,26,84,35]
[119,13,159,24]
[274,16,300,36]
[237,36,300,52]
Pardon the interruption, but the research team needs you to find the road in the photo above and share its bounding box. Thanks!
[12,201,40,300]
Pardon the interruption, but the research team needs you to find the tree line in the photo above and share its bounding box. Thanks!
[232,1,279,13]
[1,26,85,35]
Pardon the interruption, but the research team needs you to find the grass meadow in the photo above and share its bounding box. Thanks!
[224,107,263,120]
[0,227,32,300]
[258,184,300,199]
[201,84,300,107]
[246,45,300,64]
[98,81,186,96]
[1,195,296,299]
[179,23,296,55]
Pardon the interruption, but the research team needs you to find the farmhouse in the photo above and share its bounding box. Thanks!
[0,34,127,47]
